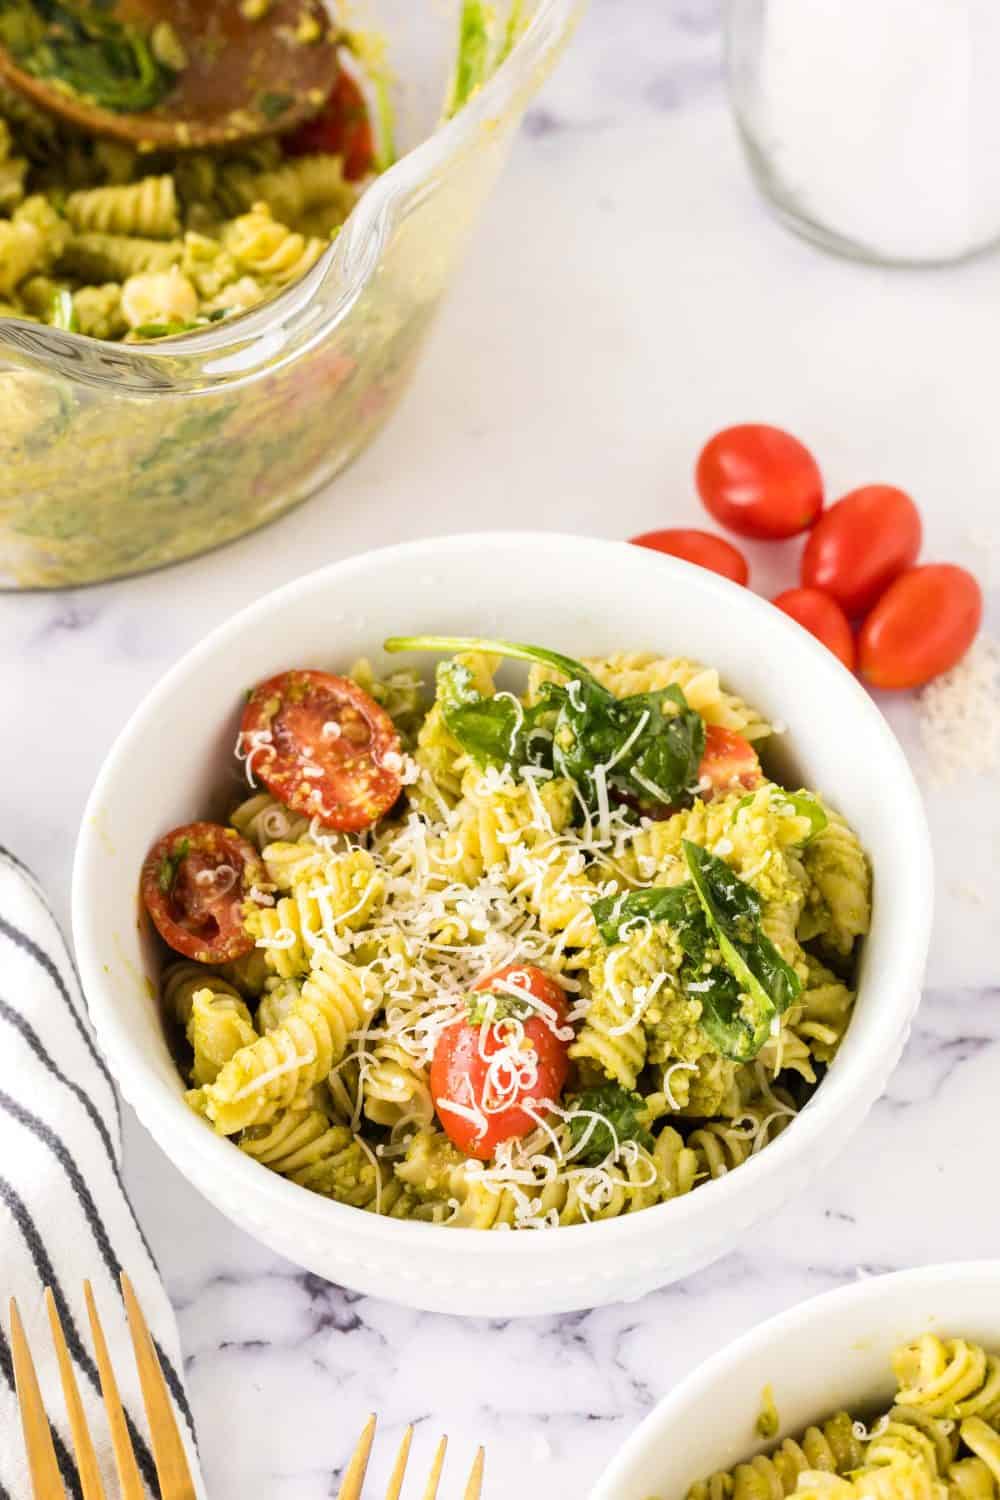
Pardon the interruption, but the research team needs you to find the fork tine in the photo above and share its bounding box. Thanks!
[463,1447,485,1500]
[421,1435,448,1500]
[383,1425,413,1500]
[119,1272,198,1500]
[338,1413,377,1500]
[45,1289,107,1500]
[84,1281,146,1500]
[9,1296,67,1500]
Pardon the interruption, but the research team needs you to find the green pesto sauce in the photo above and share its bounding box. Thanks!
[0,0,177,113]
[756,1383,780,1441]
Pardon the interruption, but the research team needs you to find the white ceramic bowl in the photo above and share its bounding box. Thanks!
[72,533,933,1317]
[592,1261,1000,1498]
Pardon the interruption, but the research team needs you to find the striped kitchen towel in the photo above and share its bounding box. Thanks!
[0,845,204,1498]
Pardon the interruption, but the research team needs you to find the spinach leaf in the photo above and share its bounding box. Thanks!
[386,635,706,815]
[683,840,801,1060]
[550,677,705,814]
[735,787,828,841]
[591,883,698,947]
[594,878,753,1059]
[0,0,178,113]
[435,657,555,773]
[566,1083,653,1164]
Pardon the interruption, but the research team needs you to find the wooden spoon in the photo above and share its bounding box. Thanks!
[0,0,342,150]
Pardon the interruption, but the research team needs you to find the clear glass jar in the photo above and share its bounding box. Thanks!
[0,0,581,589]
[726,0,1000,267]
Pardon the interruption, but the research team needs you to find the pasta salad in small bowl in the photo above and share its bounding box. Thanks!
[73,533,932,1315]
[592,1262,1000,1500]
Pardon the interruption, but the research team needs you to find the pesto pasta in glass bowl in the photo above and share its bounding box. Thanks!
[0,0,580,588]
[72,533,933,1316]
[592,1263,1000,1500]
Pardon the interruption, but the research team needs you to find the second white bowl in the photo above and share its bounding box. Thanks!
[592,1262,1000,1498]
[72,533,933,1316]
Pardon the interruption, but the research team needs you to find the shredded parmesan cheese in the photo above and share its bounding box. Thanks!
[918,634,1000,783]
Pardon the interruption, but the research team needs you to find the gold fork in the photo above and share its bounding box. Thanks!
[9,1272,197,1500]
[337,1414,485,1499]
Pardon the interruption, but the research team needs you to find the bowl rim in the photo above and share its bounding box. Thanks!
[591,1260,1000,1497]
[72,531,934,1261]
[0,0,582,392]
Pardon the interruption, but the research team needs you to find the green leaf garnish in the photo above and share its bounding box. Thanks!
[436,657,556,775]
[386,636,706,817]
[591,884,698,947]
[683,840,801,1061]
[566,1083,653,1165]
[0,0,179,113]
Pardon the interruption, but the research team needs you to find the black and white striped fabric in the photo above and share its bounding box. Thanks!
[0,846,204,1498]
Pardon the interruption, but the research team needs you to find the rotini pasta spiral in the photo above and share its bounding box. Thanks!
[801,814,872,958]
[72,282,126,340]
[59,232,183,282]
[196,952,381,1135]
[573,923,696,1090]
[161,960,241,1025]
[66,176,180,238]
[0,219,43,294]
[229,793,311,849]
[240,1108,414,1216]
[247,851,384,976]
[361,1035,435,1129]
[893,1338,1000,1423]
[187,988,257,1087]
[224,202,326,286]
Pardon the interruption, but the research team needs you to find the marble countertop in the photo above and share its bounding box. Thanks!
[3,1,1000,1494]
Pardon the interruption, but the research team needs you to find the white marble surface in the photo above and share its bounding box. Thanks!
[3,1,1000,1494]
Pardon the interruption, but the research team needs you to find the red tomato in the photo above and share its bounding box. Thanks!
[859,564,982,689]
[696,424,824,540]
[240,670,402,833]
[773,587,856,671]
[141,822,265,963]
[801,485,922,616]
[698,724,762,797]
[629,528,750,585]
[283,68,375,180]
[431,964,571,1161]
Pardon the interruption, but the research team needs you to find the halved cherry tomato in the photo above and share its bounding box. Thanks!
[801,485,922,617]
[773,587,856,671]
[698,724,762,797]
[859,564,982,689]
[629,528,750,585]
[431,964,571,1161]
[696,424,824,540]
[283,68,375,180]
[141,822,265,963]
[240,669,402,833]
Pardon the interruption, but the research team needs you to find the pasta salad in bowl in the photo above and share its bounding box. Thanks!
[72,534,932,1314]
[592,1263,1000,1500]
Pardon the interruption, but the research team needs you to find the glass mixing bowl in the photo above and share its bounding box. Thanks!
[0,0,580,589]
